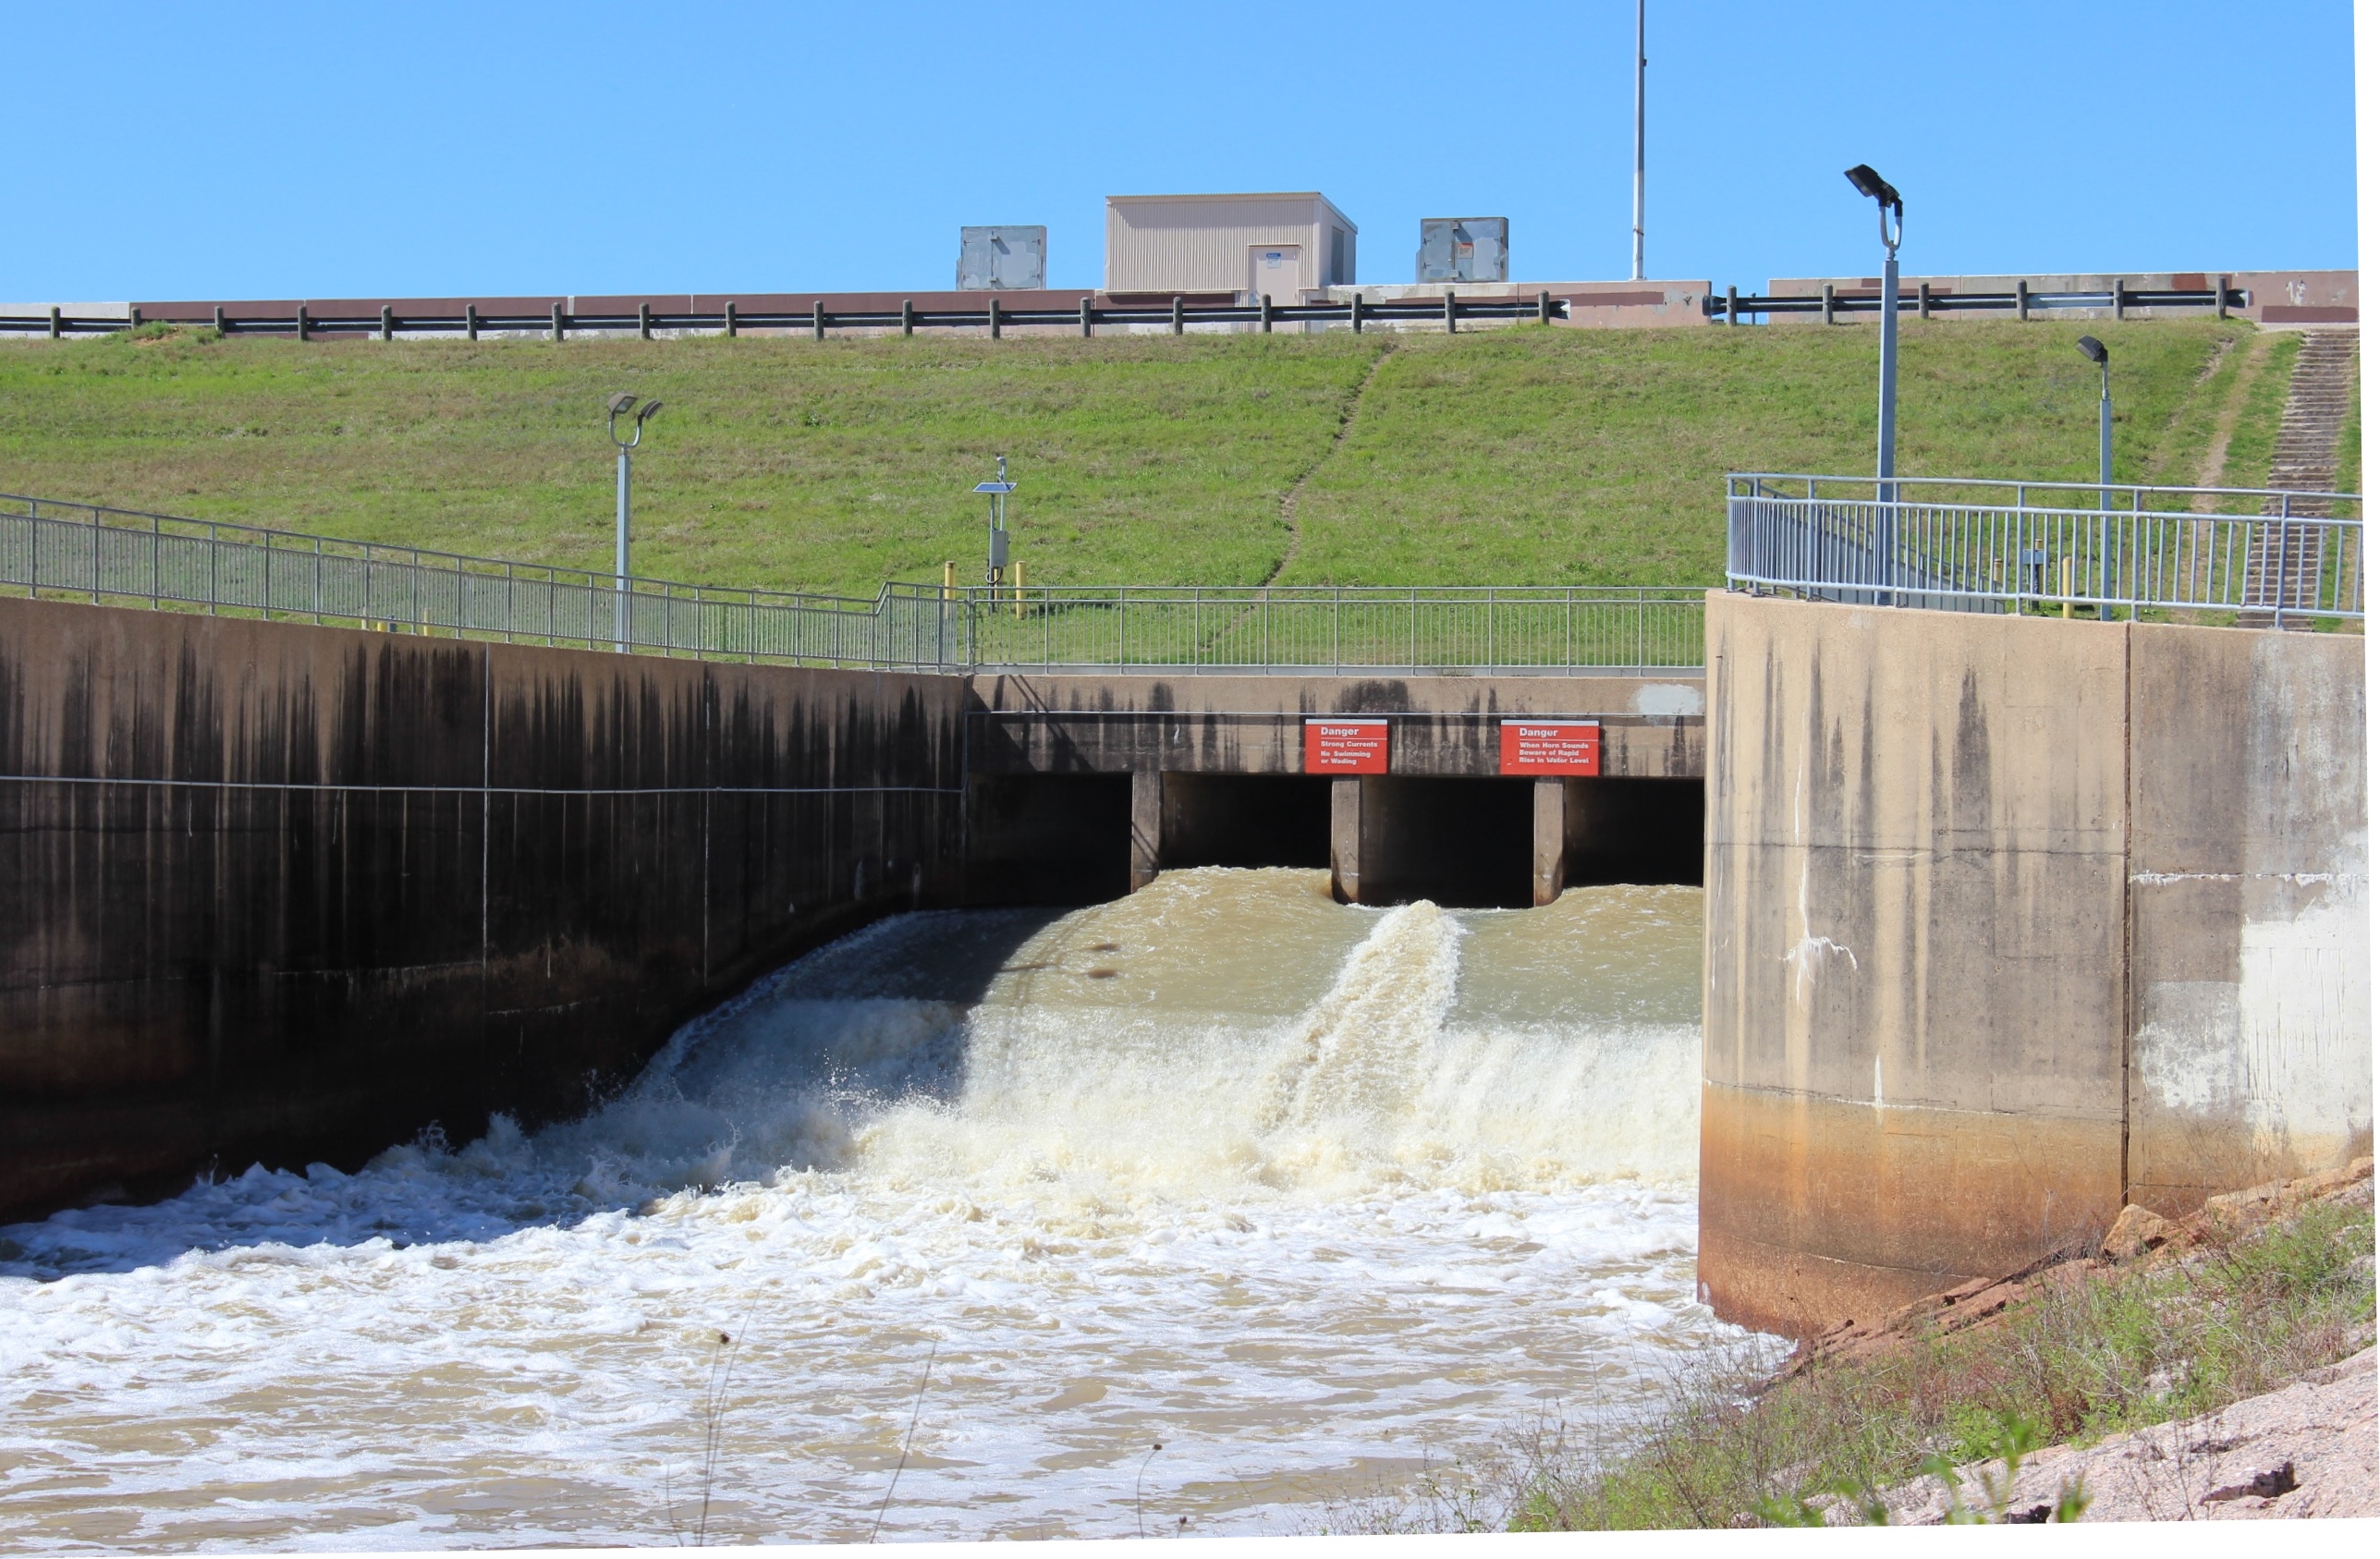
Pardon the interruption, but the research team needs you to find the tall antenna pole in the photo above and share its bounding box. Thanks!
[1631,0,1646,280]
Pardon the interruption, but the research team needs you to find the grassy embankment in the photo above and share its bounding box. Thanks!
[1323,1175,2375,1531]
[0,320,2311,595]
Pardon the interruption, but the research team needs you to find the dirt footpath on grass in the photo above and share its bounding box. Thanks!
[1871,1346,2376,1522]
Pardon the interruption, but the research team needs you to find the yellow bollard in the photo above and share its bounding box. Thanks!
[1013,559,1027,620]
[942,560,956,602]
[2060,555,2075,619]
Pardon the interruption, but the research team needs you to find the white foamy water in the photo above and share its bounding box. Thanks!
[0,871,1743,1548]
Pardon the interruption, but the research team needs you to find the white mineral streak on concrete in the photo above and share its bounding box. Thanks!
[1783,758,1858,1005]
[2236,881,2373,1158]
[2139,858,2372,1166]
[1632,681,1704,717]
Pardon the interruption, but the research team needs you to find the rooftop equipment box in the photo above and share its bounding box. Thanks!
[958,226,1047,290]
[1416,217,1507,284]
[1104,192,1357,299]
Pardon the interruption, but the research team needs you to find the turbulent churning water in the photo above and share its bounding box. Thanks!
[0,870,1741,1547]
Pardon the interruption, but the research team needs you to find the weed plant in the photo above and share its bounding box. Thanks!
[1313,1196,2374,1531]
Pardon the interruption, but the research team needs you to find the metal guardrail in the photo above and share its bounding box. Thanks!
[1727,474,2362,622]
[1707,282,2241,324]
[0,293,1568,341]
[0,494,1703,673]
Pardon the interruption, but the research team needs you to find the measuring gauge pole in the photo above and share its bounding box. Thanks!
[974,454,1017,584]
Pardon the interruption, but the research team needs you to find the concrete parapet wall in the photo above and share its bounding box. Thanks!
[966,674,1707,908]
[1701,592,2369,1334]
[0,596,964,1222]
[965,673,1706,777]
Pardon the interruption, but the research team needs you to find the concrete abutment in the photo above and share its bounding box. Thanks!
[1701,591,2372,1335]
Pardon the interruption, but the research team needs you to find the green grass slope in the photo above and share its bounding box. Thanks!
[0,319,2315,594]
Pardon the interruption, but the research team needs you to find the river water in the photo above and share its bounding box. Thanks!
[0,870,1740,1547]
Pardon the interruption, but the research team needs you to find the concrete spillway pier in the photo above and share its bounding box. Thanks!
[1700,591,2371,1334]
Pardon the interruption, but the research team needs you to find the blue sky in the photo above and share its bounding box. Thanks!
[10,1,2355,299]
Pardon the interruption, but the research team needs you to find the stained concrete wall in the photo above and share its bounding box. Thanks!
[5,617,1706,1219]
[0,596,964,1222]
[2128,624,2373,1212]
[965,672,1706,778]
[1702,591,2370,1335]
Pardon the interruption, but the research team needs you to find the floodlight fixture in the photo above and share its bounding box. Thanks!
[637,399,664,424]
[1843,164,1900,209]
[2076,335,2107,365]
[607,391,639,415]
[1843,164,1903,255]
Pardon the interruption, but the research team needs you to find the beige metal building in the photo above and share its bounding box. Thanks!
[1103,192,1357,299]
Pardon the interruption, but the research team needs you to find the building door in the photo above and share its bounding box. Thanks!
[1248,244,1301,305]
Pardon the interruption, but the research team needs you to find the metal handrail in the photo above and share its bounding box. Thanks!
[0,493,1704,672]
[1724,473,2363,622]
[1727,473,2359,507]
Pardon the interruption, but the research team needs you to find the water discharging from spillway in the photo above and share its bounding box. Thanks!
[0,871,1742,1547]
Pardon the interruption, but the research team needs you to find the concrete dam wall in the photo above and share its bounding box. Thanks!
[3,598,1708,1222]
[1701,591,2371,1335]
[0,596,964,1222]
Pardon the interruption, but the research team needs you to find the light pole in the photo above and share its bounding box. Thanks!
[605,392,664,652]
[2077,335,2114,619]
[1631,0,1646,281]
[1845,164,1903,602]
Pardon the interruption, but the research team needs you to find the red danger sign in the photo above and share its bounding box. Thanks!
[1499,719,1602,775]
[1304,718,1389,773]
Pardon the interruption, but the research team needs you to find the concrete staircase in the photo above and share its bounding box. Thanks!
[2264,329,2358,508]
[2247,328,2358,615]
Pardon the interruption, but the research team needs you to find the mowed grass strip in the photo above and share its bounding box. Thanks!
[0,320,2264,592]
[0,332,1385,597]
[1285,321,2249,585]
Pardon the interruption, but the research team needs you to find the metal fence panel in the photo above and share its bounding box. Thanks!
[1724,474,2362,623]
[1,493,1703,673]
